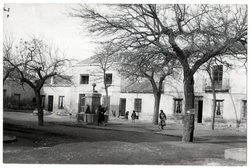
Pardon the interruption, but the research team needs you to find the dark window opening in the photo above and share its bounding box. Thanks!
[174,99,183,114]
[32,97,36,102]
[242,100,247,119]
[80,75,89,84]
[105,73,112,85]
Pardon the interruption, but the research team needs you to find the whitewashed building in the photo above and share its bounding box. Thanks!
[41,56,247,126]
[41,57,122,116]
[120,59,247,127]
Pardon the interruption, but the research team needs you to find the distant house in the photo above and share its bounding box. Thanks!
[40,56,247,127]
[3,79,36,110]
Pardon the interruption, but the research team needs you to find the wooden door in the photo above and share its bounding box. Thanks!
[13,94,20,109]
[48,95,53,112]
[119,98,126,116]
[78,94,85,113]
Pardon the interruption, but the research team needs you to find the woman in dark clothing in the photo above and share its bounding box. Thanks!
[131,110,136,123]
[97,105,106,126]
[159,110,167,130]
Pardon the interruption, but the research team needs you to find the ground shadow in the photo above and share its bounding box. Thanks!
[3,122,182,148]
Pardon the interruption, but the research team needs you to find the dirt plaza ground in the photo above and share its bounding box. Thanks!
[3,111,247,165]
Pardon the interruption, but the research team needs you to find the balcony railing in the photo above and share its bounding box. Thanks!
[203,78,230,92]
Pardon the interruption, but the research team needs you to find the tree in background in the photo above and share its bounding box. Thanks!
[93,44,118,115]
[118,46,179,125]
[3,37,72,126]
[3,33,16,83]
[69,4,247,142]
[200,51,247,130]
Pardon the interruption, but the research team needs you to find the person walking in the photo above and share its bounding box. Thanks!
[97,105,107,126]
[131,110,136,123]
[159,110,167,130]
[125,111,129,120]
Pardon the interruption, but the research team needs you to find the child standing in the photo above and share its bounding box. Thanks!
[131,110,136,123]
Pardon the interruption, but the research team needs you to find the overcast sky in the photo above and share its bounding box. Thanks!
[2,1,249,62]
[3,3,96,61]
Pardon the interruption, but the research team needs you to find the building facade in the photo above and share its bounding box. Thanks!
[40,57,122,116]
[120,61,247,127]
[3,79,36,110]
[40,57,247,126]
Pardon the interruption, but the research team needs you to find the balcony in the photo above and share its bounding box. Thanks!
[203,78,230,92]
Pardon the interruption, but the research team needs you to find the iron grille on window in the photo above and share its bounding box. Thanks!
[58,96,64,109]
[215,100,223,117]
[134,98,142,112]
[174,99,182,114]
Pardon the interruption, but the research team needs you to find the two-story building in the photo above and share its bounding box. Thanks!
[40,56,247,127]
[41,56,122,116]
[119,59,247,127]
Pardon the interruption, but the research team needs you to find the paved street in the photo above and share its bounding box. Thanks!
[3,111,247,165]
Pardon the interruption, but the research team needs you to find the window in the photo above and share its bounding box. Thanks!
[134,98,142,112]
[58,96,64,109]
[41,95,45,109]
[242,100,247,119]
[213,65,223,89]
[214,100,223,117]
[32,97,36,102]
[173,99,182,114]
[80,75,89,84]
[105,73,112,85]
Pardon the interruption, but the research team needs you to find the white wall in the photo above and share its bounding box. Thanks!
[41,86,71,113]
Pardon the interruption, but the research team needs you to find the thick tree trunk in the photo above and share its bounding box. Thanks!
[152,92,161,125]
[211,83,217,130]
[182,76,195,142]
[35,91,44,126]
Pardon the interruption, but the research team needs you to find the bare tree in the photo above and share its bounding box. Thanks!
[69,4,247,142]
[3,33,16,83]
[93,44,118,114]
[118,46,179,125]
[201,53,246,130]
[3,37,72,126]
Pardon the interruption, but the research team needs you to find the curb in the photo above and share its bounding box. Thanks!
[3,135,17,143]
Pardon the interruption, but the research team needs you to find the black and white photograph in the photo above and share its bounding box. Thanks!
[2,1,248,166]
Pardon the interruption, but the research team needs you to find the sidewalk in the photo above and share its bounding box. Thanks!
[58,115,247,142]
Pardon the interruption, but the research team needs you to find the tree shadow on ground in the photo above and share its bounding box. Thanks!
[3,122,182,148]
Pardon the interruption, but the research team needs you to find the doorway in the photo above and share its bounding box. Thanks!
[197,100,203,123]
[119,98,126,117]
[78,94,85,113]
[48,95,53,112]
[195,96,203,123]
[13,94,20,109]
